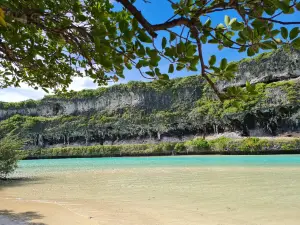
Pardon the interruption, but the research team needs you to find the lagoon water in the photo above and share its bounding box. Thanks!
[1,155,300,224]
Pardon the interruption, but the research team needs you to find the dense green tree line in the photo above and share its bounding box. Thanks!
[18,137,300,159]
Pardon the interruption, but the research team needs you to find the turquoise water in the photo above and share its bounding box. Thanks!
[18,155,300,172]
[6,155,300,225]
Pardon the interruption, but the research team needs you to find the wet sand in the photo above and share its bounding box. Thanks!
[1,158,300,225]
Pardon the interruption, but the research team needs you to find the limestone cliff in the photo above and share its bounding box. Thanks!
[0,47,300,148]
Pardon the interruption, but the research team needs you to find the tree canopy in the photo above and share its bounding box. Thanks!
[0,0,300,99]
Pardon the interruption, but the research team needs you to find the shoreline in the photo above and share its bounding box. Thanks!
[21,150,300,160]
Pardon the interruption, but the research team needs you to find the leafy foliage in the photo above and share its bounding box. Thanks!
[0,136,23,179]
[0,0,299,98]
[17,137,300,159]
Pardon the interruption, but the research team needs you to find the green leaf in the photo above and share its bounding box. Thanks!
[94,37,101,52]
[247,47,256,56]
[162,37,167,49]
[265,7,276,16]
[136,61,143,69]
[101,58,113,68]
[260,41,277,50]
[281,27,288,39]
[137,30,152,43]
[226,63,238,72]
[246,81,251,90]
[270,29,281,37]
[119,20,127,33]
[238,46,246,53]
[208,55,216,66]
[176,64,185,71]
[290,27,299,40]
[170,32,176,42]
[220,58,227,70]
[132,18,138,31]
[251,19,266,29]
[168,64,174,73]
[145,71,155,76]
[292,37,300,49]
[296,3,300,11]
[155,68,160,75]
[231,21,244,31]
[217,23,225,30]
[204,18,211,27]
[224,15,230,26]
[158,74,169,80]
[246,81,256,93]
[223,71,235,81]
[78,14,87,22]
[218,45,224,50]
[287,7,295,14]
[211,66,220,73]
[229,18,237,26]
[200,35,207,44]
[125,63,132,70]
[273,0,290,13]
[208,39,218,44]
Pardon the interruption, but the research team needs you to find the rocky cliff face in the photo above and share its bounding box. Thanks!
[0,76,203,120]
[1,47,300,148]
[218,47,300,89]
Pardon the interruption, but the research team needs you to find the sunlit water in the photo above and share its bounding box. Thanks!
[2,155,300,225]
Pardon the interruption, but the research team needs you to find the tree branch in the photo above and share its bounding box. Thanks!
[116,0,158,38]
[152,18,191,31]
[193,28,223,101]
[117,0,192,38]
[252,17,300,25]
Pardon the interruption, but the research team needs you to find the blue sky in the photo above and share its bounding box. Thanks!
[1,0,299,102]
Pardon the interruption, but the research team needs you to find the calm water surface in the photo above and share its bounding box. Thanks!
[2,155,300,225]
[16,155,300,173]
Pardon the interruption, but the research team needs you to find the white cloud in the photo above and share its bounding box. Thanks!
[0,77,103,102]
[0,87,45,102]
[67,77,98,91]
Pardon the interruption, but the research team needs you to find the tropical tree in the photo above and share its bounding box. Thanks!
[0,0,299,99]
[0,136,23,179]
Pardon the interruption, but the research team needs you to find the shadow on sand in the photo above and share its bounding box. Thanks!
[0,176,46,190]
[0,176,50,224]
[0,209,46,225]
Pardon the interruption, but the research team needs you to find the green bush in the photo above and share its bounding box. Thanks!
[276,139,300,151]
[0,137,23,179]
[174,142,186,154]
[237,137,270,152]
[208,137,232,152]
[185,138,210,153]
[16,137,300,159]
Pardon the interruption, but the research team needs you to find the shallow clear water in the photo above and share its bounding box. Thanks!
[2,155,300,225]
[17,155,300,173]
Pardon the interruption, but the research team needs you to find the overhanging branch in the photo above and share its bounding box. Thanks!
[116,0,191,38]
[116,0,158,38]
